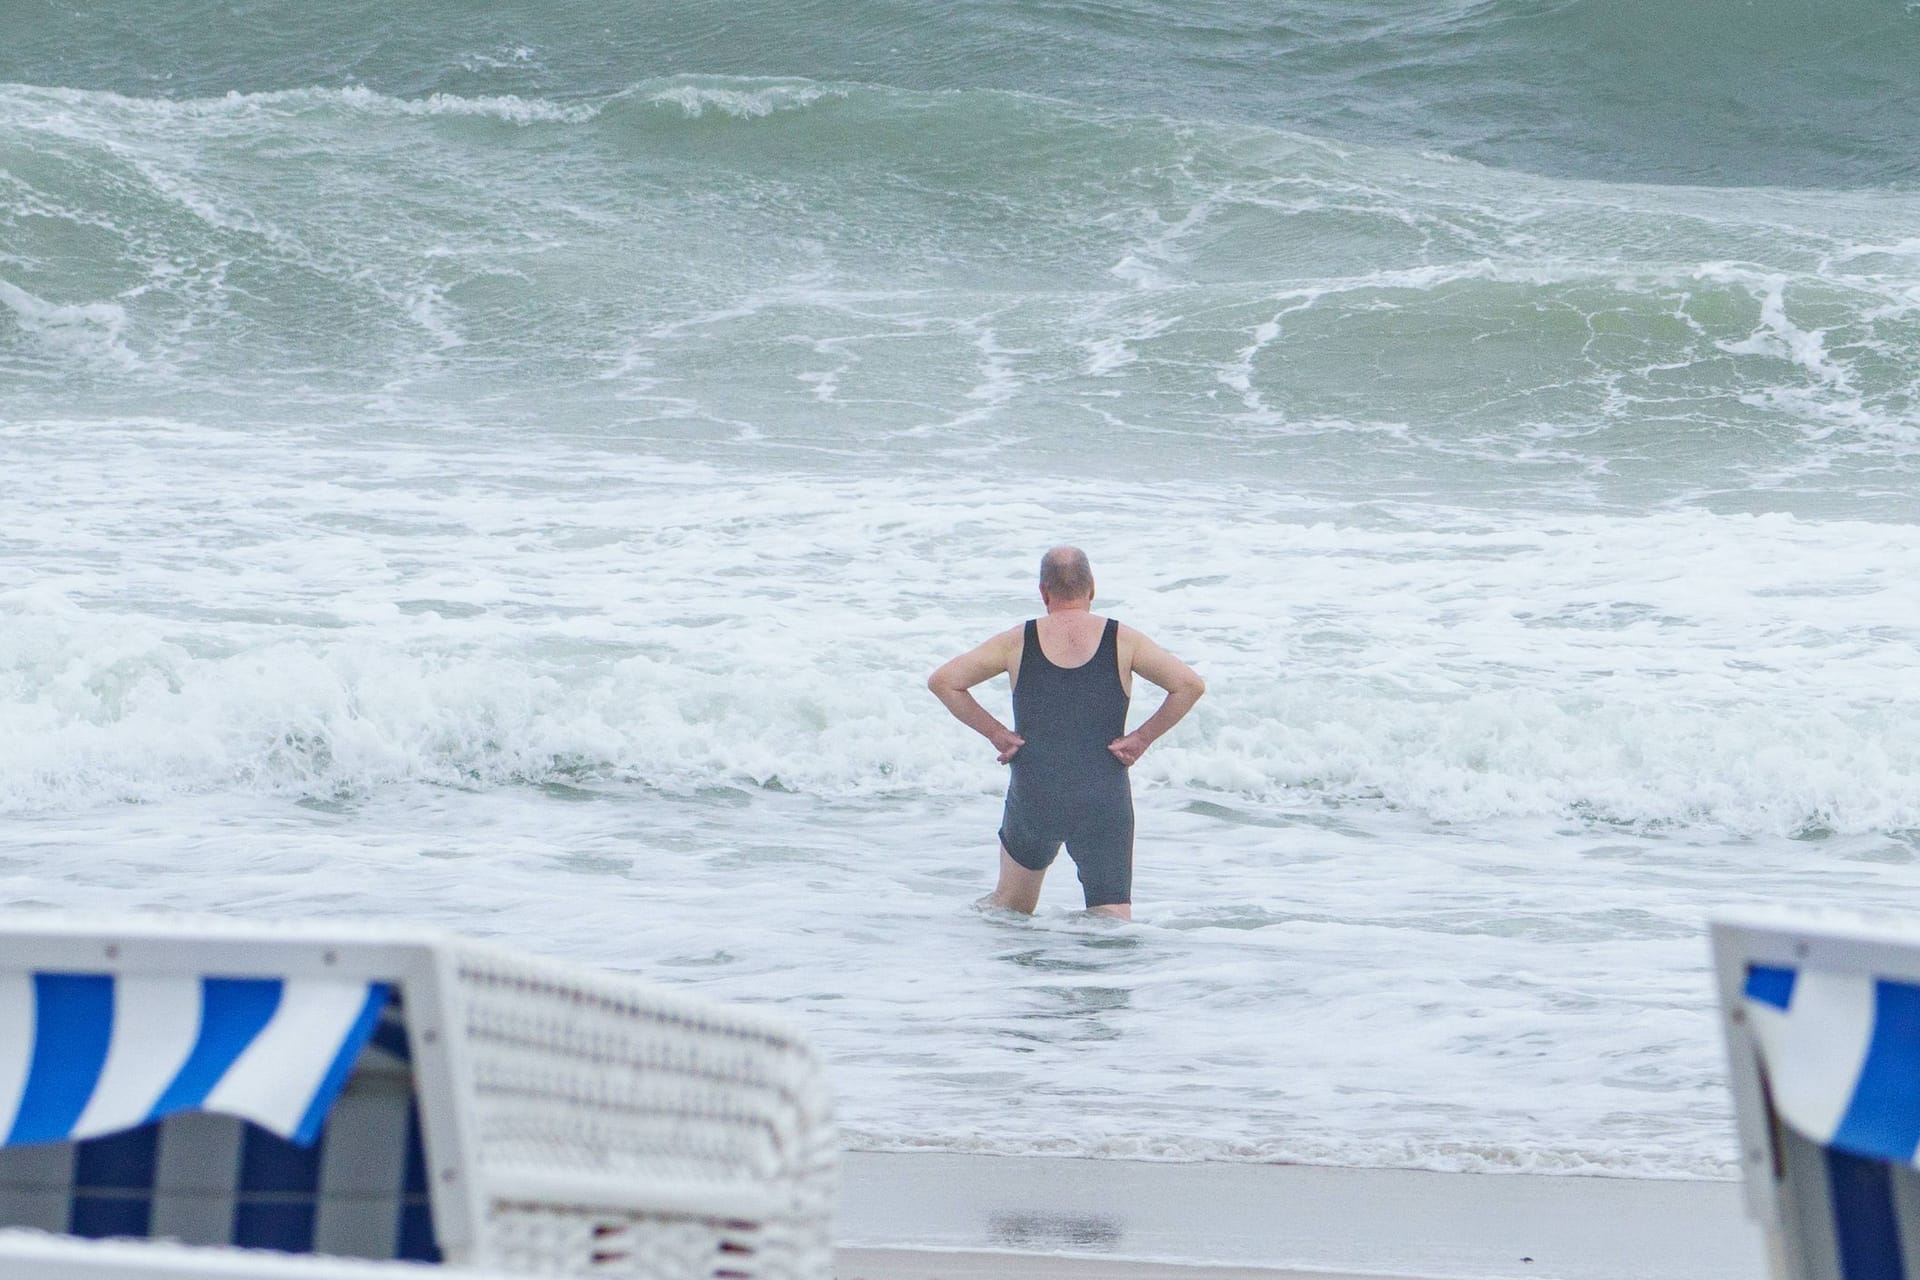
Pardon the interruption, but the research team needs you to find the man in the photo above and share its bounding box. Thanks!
[927,547,1205,920]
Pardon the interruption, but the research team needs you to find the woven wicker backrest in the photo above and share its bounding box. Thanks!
[447,941,837,1278]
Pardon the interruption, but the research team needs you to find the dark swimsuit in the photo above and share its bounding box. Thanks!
[998,617,1135,908]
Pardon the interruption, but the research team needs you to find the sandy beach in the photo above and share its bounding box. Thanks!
[835,1153,1765,1279]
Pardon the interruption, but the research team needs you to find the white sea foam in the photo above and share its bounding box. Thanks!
[636,78,850,120]
[329,86,597,124]
[0,82,603,130]
[3,431,1915,840]
[0,278,140,369]
[1706,265,1852,386]
[7,782,1870,1178]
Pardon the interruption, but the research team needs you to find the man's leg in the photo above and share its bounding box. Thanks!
[984,844,1047,914]
[1069,799,1133,920]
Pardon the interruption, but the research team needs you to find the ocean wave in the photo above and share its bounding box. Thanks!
[6,0,1917,187]
[3,545,1915,838]
[0,81,600,126]
[6,72,1917,457]
[627,78,853,120]
[0,76,876,133]
[0,278,141,369]
[838,1128,1737,1179]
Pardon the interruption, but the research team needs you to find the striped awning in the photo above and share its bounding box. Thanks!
[0,973,389,1149]
[1746,964,1920,1165]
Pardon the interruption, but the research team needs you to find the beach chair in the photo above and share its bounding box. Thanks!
[1714,909,1920,1280]
[0,913,835,1279]
[0,1229,523,1280]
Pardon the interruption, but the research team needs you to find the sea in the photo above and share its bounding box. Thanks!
[4,1,1919,1182]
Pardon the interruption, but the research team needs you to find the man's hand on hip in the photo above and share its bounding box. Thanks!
[1107,731,1149,767]
[992,728,1025,764]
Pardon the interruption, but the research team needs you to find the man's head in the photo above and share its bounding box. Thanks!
[1039,545,1094,606]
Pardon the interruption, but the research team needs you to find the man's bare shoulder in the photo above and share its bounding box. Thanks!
[1113,620,1154,652]
[975,622,1027,663]
[929,623,1026,691]
[1114,622,1204,692]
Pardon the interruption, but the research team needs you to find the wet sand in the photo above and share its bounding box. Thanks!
[835,1152,1766,1279]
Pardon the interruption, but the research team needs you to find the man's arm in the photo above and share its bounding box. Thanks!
[927,628,1026,763]
[1109,627,1205,767]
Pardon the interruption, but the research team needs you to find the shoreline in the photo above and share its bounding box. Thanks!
[837,1251,1376,1279]
[836,1152,1766,1279]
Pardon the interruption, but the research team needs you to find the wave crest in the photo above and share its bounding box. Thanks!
[0,278,140,369]
[3,576,1915,839]
[631,78,852,120]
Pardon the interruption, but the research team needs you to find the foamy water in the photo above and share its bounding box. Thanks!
[6,3,1920,1182]
[6,421,1918,1175]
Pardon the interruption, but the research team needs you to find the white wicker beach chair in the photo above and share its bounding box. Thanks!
[1714,909,1920,1280]
[0,914,836,1280]
[0,1230,523,1280]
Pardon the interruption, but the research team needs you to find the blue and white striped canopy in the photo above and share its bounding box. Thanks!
[0,972,389,1149]
[1746,964,1920,1165]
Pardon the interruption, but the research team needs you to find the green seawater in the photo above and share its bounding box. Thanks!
[8,0,1920,186]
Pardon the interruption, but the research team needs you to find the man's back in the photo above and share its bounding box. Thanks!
[1008,614,1130,799]
[1015,609,1110,683]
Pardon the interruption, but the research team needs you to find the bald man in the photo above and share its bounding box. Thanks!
[927,548,1205,920]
